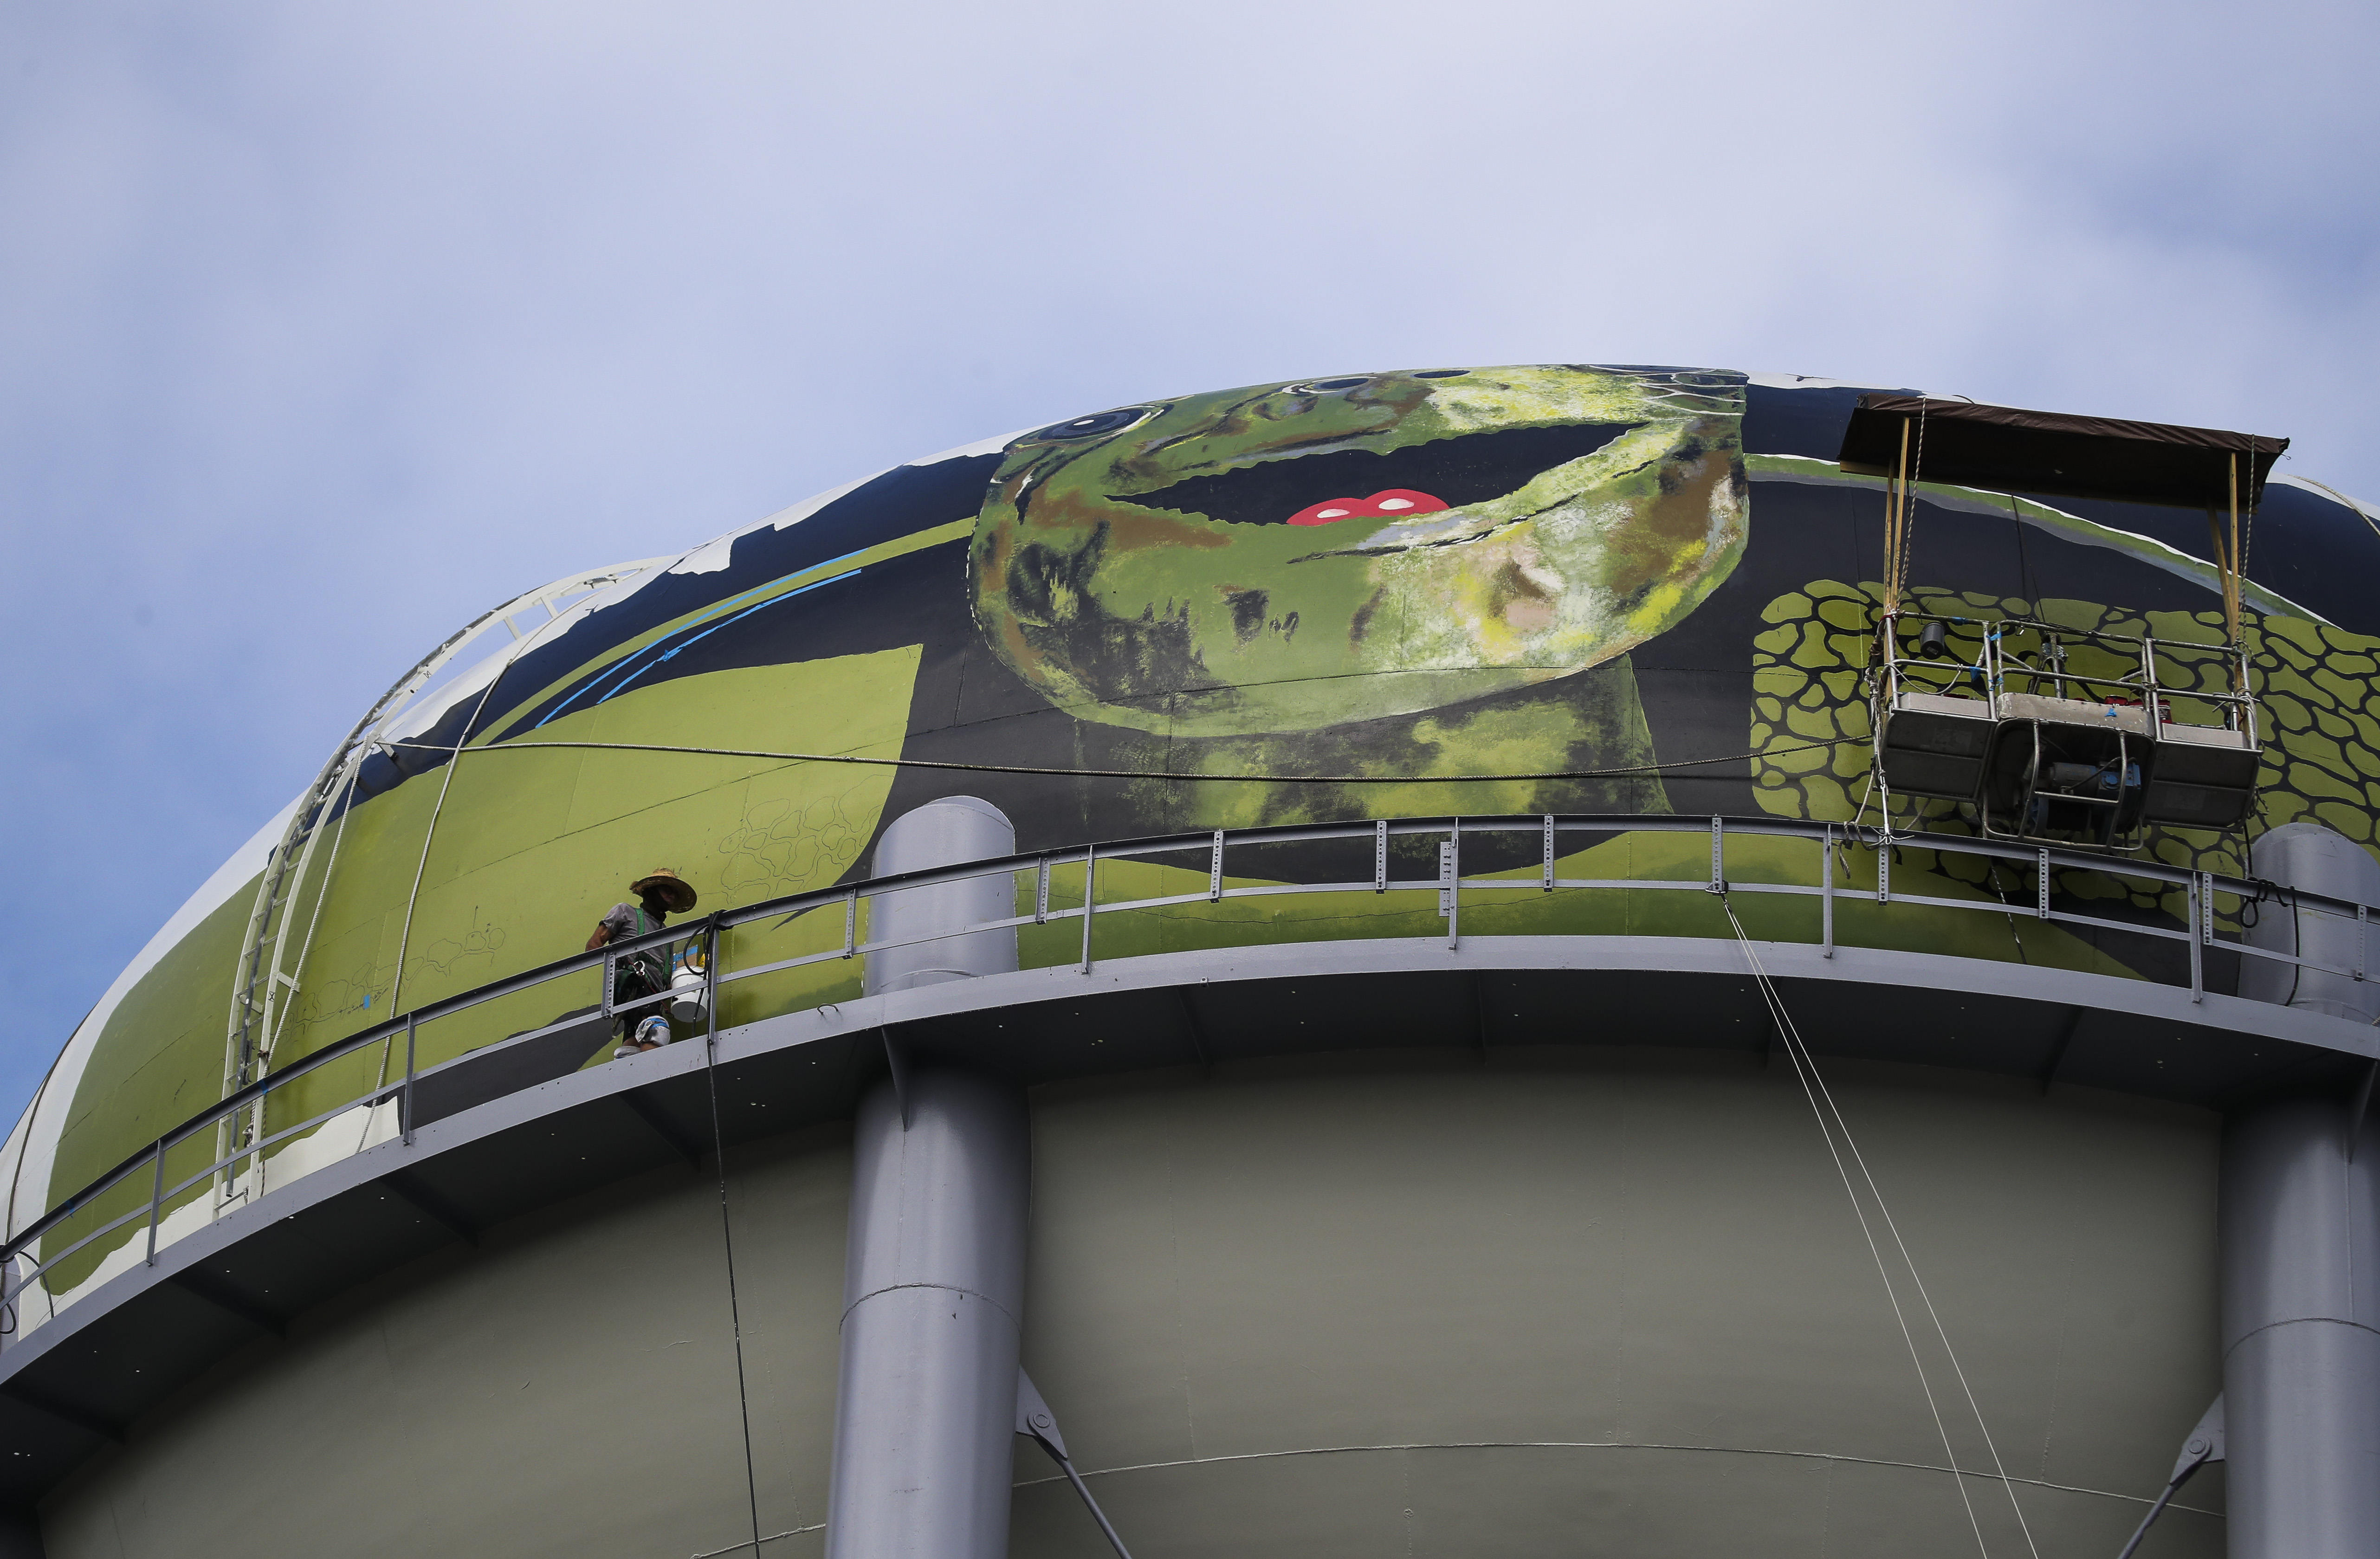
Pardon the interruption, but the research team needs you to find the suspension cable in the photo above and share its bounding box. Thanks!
[1720,896,2044,1559]
[700,925,767,1558]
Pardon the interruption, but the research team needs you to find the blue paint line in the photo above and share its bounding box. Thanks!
[592,568,864,707]
[536,579,788,726]
[595,569,861,705]
[534,563,867,728]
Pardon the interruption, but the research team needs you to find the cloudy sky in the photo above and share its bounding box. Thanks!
[3,0,2375,1126]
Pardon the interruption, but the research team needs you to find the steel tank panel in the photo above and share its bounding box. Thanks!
[32,1052,2226,1559]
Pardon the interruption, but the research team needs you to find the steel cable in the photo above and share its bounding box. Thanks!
[1720,896,2043,1559]
[383,735,1864,786]
[699,928,768,1559]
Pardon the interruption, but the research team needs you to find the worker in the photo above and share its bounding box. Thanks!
[587,869,698,1059]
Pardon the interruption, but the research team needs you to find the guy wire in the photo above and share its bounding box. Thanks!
[700,923,768,1558]
[1720,897,2041,1559]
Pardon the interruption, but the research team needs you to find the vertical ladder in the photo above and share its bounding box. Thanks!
[214,560,665,1206]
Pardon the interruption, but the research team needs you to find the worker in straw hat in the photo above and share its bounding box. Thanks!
[587,869,699,1058]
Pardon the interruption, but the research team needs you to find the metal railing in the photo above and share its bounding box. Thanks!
[1878,611,2257,742]
[6,811,2374,1345]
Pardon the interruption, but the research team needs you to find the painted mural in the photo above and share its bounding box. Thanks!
[11,363,2380,1297]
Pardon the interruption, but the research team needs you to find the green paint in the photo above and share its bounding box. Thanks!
[974,366,1746,738]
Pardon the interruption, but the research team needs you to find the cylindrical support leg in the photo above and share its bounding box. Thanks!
[826,1069,1030,1559]
[828,796,1029,1559]
[2226,819,2380,1559]
[2218,1098,2380,1559]
[864,796,1018,996]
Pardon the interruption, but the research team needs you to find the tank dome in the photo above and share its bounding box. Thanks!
[10,362,2380,1293]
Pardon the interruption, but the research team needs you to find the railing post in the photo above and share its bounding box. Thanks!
[2037,847,2051,919]
[1208,831,1224,903]
[705,922,720,1065]
[401,1015,417,1147]
[144,1140,164,1267]
[843,888,858,958]
[1374,821,1387,893]
[1080,844,1098,973]
[2189,874,2205,1004]
[1821,824,1834,959]
[1708,815,1725,894]
[1542,815,1555,893]
[1443,821,1461,951]
[1877,834,1891,904]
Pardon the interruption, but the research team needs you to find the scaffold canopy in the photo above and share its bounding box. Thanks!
[1838,393,2288,508]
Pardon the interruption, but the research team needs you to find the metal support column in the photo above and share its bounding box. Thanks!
[2218,1098,2380,1559]
[2223,820,2380,1559]
[863,795,1019,995]
[827,796,1029,1559]
[826,1068,1031,1559]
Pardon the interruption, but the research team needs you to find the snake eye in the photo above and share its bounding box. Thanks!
[1412,369,1470,379]
[1032,408,1148,441]
[1309,376,1371,390]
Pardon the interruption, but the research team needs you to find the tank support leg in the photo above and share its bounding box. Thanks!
[826,1069,1030,1559]
[826,798,1028,1559]
[2221,821,2380,1559]
[2218,1098,2380,1559]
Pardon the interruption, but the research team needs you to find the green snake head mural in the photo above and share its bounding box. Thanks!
[970,364,1747,737]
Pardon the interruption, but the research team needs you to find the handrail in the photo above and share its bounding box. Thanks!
[10,811,2374,1299]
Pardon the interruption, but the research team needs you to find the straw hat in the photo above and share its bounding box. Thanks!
[629,868,698,913]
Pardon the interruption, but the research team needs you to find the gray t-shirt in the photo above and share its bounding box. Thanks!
[599,902,666,944]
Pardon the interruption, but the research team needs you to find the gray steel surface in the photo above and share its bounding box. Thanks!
[2240,822,2380,1022]
[2218,1099,2380,1559]
[2223,821,2380,1559]
[828,1071,1030,1559]
[862,797,1020,996]
[0,930,2374,1517]
[33,1048,2232,1559]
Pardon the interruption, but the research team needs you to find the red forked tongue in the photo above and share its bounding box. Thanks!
[1286,489,1450,526]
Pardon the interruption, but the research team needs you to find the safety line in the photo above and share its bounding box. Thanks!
[384,734,1864,786]
[689,1524,823,1559]
[1719,898,1993,1559]
[1745,925,2045,1559]
[2288,476,2380,543]
[702,934,767,1559]
[1008,1438,2222,1516]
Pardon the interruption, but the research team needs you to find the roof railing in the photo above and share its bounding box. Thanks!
[8,811,2373,1343]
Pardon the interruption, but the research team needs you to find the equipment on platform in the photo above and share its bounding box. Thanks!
[669,940,710,1024]
[1844,394,2283,849]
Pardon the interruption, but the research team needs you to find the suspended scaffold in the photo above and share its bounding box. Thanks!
[1839,394,2287,851]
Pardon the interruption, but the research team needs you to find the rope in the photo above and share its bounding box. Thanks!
[2289,476,2380,544]
[1719,897,2042,1559]
[2006,494,2035,608]
[382,735,1864,787]
[700,929,768,1558]
[1903,402,1929,609]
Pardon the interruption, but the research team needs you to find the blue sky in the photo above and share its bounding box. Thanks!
[4,0,2375,1128]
